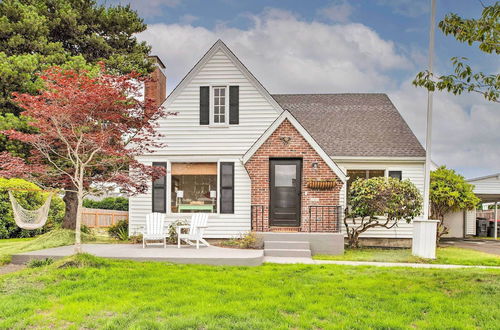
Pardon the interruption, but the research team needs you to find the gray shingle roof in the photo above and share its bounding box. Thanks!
[271,93,425,158]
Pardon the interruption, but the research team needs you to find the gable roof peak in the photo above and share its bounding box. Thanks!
[161,39,283,114]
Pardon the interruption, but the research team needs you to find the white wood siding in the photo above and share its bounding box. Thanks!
[129,48,281,237]
[469,176,500,195]
[151,50,279,155]
[336,160,425,239]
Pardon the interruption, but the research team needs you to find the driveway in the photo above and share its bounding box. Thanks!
[441,238,500,255]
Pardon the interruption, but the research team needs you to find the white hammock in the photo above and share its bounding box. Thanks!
[8,191,53,230]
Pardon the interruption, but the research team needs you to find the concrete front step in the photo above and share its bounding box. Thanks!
[264,248,312,258]
[264,240,310,250]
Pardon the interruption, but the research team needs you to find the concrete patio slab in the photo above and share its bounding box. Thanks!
[11,244,264,266]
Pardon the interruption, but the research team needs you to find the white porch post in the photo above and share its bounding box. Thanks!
[495,201,498,240]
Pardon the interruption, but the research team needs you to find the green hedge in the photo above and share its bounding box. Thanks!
[0,178,65,238]
[83,197,128,211]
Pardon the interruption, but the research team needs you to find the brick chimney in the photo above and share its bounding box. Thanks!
[144,55,166,107]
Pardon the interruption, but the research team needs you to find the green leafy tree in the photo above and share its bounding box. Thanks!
[0,0,156,230]
[345,177,422,248]
[430,166,480,242]
[0,0,154,152]
[413,2,499,103]
[83,197,129,211]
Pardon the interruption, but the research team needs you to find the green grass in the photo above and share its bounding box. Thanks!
[314,247,500,266]
[0,254,498,329]
[0,229,108,265]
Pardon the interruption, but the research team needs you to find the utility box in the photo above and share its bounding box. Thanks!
[412,220,439,259]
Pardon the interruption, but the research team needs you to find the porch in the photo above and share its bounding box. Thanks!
[11,244,264,266]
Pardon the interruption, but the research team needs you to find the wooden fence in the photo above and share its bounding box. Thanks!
[81,207,128,228]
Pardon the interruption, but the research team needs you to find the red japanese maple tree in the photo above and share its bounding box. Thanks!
[0,66,168,252]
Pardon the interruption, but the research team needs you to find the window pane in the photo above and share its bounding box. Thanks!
[389,171,402,180]
[171,162,217,213]
[275,165,296,187]
[213,87,226,124]
[368,170,385,178]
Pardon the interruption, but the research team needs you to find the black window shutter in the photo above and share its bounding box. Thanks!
[152,162,167,213]
[200,86,209,125]
[229,86,239,124]
[388,170,402,180]
[220,162,234,214]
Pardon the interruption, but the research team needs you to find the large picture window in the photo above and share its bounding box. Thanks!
[171,163,217,213]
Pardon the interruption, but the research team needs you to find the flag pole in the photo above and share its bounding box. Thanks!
[422,0,437,221]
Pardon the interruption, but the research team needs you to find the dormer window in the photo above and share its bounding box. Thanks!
[212,86,227,124]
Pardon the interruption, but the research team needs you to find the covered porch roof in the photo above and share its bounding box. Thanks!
[467,173,500,203]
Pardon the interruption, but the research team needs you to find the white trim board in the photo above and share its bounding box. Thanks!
[160,39,283,114]
[242,110,347,182]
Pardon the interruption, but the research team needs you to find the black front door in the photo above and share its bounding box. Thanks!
[269,159,302,227]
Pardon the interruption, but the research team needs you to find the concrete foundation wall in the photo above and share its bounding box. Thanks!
[354,238,412,248]
[255,232,344,255]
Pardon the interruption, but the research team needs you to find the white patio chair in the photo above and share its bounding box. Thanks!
[176,213,209,249]
[141,212,167,248]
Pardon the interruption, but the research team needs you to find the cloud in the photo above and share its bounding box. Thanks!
[376,0,429,17]
[138,8,410,94]
[389,81,500,178]
[318,1,354,23]
[138,7,498,178]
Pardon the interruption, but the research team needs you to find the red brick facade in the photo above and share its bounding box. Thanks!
[245,119,343,232]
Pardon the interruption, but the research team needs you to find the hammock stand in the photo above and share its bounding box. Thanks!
[8,189,56,230]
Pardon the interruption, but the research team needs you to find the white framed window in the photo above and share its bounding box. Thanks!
[211,86,228,125]
[170,162,218,214]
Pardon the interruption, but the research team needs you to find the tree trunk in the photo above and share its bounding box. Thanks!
[62,190,78,229]
[74,189,84,253]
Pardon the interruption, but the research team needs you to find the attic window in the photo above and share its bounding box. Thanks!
[212,86,227,124]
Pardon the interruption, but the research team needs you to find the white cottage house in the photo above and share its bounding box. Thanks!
[129,40,427,247]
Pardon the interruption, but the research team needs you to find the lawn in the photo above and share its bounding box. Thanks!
[0,254,498,329]
[314,247,500,266]
[0,229,111,265]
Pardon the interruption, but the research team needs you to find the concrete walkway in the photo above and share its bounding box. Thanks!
[12,244,264,266]
[264,257,500,269]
